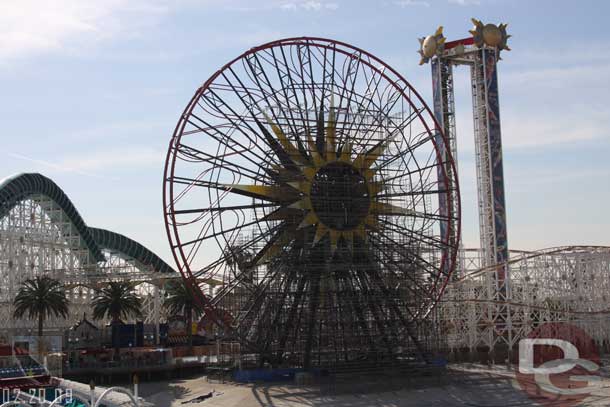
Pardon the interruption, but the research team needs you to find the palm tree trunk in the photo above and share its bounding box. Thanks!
[112,317,121,362]
[187,307,193,353]
[38,313,43,338]
[38,313,44,363]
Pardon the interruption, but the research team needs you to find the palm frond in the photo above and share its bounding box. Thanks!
[92,281,143,322]
[163,279,203,318]
[13,276,70,322]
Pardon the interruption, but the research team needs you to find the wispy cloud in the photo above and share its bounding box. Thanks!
[7,147,165,179]
[224,0,339,12]
[447,42,610,150]
[0,0,315,63]
[0,0,170,62]
[502,110,608,148]
[393,0,431,7]
[61,119,171,142]
[509,168,610,189]
[503,63,610,91]
[59,147,165,172]
[448,0,480,5]
[280,1,339,11]
[453,108,608,151]
[7,152,111,179]
[502,43,610,96]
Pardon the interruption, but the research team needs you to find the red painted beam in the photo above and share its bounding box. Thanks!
[444,37,475,50]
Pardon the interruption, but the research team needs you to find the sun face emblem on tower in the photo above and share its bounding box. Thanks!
[470,18,511,58]
[222,97,413,263]
[418,26,446,65]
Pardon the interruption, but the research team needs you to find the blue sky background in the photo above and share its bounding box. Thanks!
[1,0,608,264]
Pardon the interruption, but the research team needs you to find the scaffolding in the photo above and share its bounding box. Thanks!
[440,246,610,358]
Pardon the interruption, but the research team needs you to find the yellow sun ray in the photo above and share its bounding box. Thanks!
[273,169,305,184]
[298,211,318,229]
[306,133,324,167]
[353,137,393,170]
[368,181,385,197]
[287,181,310,194]
[302,167,317,180]
[224,184,297,201]
[249,98,409,258]
[362,169,376,181]
[339,141,352,163]
[289,198,312,210]
[261,207,302,221]
[329,230,339,253]
[262,112,309,166]
[313,223,329,245]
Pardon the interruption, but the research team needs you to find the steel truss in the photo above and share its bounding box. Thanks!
[440,246,610,357]
[427,32,511,356]
[164,37,460,369]
[431,38,508,277]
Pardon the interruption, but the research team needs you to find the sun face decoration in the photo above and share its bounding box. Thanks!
[470,18,511,58]
[222,97,414,264]
[418,26,446,65]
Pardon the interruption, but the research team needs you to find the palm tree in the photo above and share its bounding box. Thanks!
[164,279,202,351]
[92,281,142,359]
[13,276,70,357]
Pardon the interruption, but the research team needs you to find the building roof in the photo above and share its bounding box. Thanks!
[71,313,99,331]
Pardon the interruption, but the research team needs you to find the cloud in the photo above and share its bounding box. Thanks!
[448,0,480,5]
[393,0,431,7]
[61,119,171,142]
[0,0,335,63]
[280,1,339,11]
[452,108,608,151]
[501,111,608,148]
[227,0,339,12]
[0,0,170,61]
[7,152,110,179]
[59,147,165,172]
[509,168,610,188]
[445,42,610,151]
[7,147,165,179]
[503,63,610,91]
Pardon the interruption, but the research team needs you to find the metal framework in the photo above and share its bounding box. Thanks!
[418,23,512,356]
[422,22,610,359]
[0,173,175,340]
[430,36,508,279]
[164,37,461,369]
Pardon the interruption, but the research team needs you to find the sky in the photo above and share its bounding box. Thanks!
[1,0,608,266]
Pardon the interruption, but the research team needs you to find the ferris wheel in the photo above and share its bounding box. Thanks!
[163,37,460,367]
